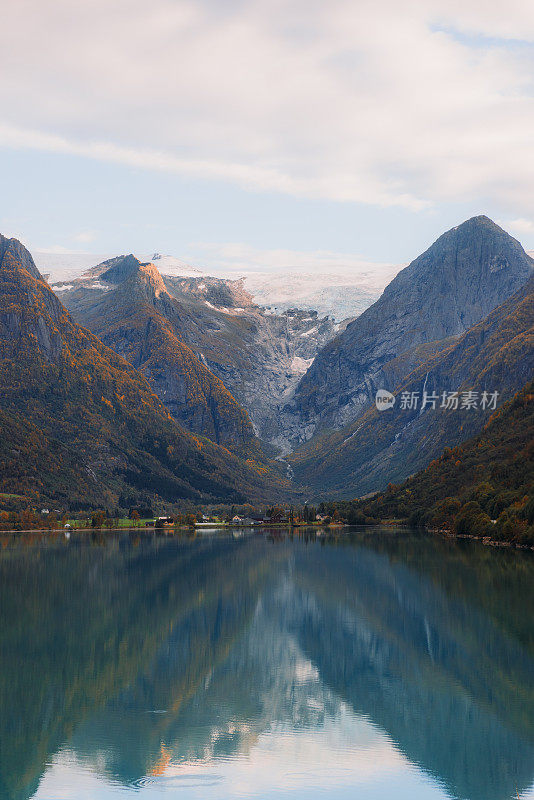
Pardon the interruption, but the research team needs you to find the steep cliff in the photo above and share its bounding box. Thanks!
[285,216,533,444]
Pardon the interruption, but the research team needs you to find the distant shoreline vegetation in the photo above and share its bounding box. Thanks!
[0,378,531,546]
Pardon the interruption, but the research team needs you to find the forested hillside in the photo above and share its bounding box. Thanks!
[331,380,534,545]
[0,236,287,508]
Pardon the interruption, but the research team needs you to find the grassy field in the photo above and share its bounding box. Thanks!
[66,518,155,529]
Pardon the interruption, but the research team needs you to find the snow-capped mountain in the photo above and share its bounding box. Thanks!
[35,250,401,322]
[148,253,401,321]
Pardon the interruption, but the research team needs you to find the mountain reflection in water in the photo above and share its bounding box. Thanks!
[0,528,533,800]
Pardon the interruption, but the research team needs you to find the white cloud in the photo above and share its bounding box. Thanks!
[1,0,534,212]
[501,217,534,234]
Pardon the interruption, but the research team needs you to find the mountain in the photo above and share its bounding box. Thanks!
[290,273,534,497]
[56,261,339,447]
[0,236,287,507]
[53,255,259,455]
[284,216,533,445]
[138,252,401,321]
[337,379,534,545]
[36,249,398,322]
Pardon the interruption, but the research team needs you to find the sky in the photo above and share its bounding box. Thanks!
[1,0,534,273]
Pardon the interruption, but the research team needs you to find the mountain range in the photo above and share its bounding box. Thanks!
[0,236,288,507]
[56,256,339,447]
[0,214,532,508]
[283,215,533,445]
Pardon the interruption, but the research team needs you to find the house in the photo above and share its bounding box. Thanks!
[41,508,49,515]
[155,516,174,527]
[268,510,289,524]
[232,515,244,523]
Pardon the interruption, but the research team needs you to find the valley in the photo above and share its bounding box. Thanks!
[0,215,532,522]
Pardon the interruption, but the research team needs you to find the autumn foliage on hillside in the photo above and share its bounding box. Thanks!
[336,380,534,546]
[0,237,287,507]
[60,256,261,457]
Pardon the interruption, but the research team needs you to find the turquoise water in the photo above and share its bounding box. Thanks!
[0,527,533,800]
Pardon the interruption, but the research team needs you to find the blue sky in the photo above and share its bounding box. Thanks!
[1,0,534,271]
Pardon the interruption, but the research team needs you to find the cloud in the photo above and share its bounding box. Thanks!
[1,0,534,212]
[501,217,534,234]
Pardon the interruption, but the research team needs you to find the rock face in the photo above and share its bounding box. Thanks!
[46,214,533,492]
[285,216,533,444]
[0,236,287,506]
[57,263,339,450]
[162,275,339,447]
[56,255,260,456]
[290,274,534,497]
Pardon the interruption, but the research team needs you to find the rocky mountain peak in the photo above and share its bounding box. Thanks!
[284,215,534,444]
[131,260,169,297]
[388,215,533,300]
[97,253,144,284]
[97,253,169,298]
[0,235,43,282]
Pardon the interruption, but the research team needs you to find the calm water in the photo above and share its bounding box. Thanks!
[0,527,533,800]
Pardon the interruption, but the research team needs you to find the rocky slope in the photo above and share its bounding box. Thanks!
[56,262,339,447]
[54,255,259,456]
[290,274,534,497]
[284,216,533,446]
[0,236,287,507]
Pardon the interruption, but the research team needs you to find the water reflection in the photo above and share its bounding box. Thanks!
[0,529,533,800]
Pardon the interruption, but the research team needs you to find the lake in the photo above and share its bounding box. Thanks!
[0,527,533,800]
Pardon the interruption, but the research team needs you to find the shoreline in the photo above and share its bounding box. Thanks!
[1,522,532,551]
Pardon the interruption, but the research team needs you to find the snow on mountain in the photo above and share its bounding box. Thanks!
[35,250,402,321]
[150,254,402,320]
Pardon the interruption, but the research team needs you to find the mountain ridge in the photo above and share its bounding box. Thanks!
[0,236,287,506]
[54,254,261,455]
[58,258,339,447]
[283,215,534,446]
[290,273,534,497]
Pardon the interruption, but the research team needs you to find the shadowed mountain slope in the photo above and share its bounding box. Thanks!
[55,255,260,456]
[349,379,534,544]
[57,262,338,449]
[290,274,534,497]
[0,236,287,507]
[285,216,533,444]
